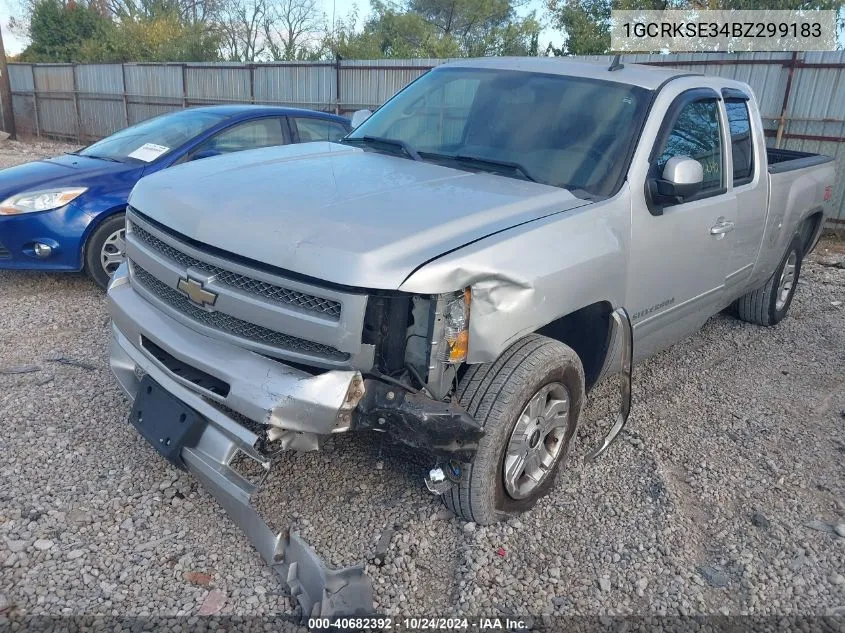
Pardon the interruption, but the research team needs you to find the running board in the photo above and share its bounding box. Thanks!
[585,307,633,462]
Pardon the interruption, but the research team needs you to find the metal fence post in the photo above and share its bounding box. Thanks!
[72,63,82,142]
[0,24,16,139]
[121,64,130,127]
[775,52,798,150]
[334,55,341,115]
[249,64,255,104]
[31,65,40,137]
[182,64,188,109]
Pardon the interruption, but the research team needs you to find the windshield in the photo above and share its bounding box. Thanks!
[348,67,651,198]
[79,109,228,162]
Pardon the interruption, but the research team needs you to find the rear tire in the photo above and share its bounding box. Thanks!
[735,234,802,327]
[84,213,126,289]
[443,335,585,525]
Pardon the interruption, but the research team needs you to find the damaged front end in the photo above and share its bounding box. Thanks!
[355,380,483,462]
[108,266,486,619]
[109,269,376,619]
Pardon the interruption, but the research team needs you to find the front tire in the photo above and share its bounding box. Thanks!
[84,213,126,289]
[735,234,803,326]
[443,335,585,525]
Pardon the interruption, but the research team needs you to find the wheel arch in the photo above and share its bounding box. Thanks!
[533,300,615,392]
[80,205,127,260]
[800,208,825,256]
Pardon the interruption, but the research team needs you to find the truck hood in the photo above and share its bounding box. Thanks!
[129,142,591,289]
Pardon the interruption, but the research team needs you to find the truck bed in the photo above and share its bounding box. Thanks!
[767,148,833,174]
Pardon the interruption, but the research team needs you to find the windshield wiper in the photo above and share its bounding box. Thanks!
[342,136,421,161]
[452,154,537,182]
[66,152,122,163]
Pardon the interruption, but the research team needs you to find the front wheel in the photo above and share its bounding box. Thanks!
[443,335,585,525]
[84,213,126,289]
[735,234,803,327]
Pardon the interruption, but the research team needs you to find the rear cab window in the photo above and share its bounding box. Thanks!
[724,98,754,186]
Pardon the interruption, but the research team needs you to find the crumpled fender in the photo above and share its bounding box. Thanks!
[399,192,631,363]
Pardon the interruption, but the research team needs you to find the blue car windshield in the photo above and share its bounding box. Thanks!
[347,68,650,198]
[78,110,228,162]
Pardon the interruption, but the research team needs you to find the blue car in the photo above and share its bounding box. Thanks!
[0,105,350,287]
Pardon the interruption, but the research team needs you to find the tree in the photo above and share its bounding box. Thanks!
[218,0,268,60]
[263,0,322,60]
[17,0,220,62]
[80,14,221,61]
[19,0,112,61]
[325,0,538,58]
[409,0,538,54]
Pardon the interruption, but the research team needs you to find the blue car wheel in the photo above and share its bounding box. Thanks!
[84,213,127,288]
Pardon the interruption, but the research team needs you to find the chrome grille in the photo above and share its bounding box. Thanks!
[0,242,9,259]
[132,265,349,362]
[131,223,342,319]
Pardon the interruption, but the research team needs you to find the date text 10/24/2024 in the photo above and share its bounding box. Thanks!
[308,617,530,630]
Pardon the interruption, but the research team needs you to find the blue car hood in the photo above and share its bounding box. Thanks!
[0,153,141,200]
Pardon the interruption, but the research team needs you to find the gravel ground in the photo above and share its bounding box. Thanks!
[1,138,844,623]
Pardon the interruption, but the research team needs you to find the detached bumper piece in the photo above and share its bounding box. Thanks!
[183,443,374,618]
[586,307,633,462]
[110,322,374,620]
[355,380,484,462]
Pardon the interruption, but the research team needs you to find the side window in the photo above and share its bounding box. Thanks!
[656,99,724,196]
[196,118,286,156]
[725,99,754,185]
[293,118,348,143]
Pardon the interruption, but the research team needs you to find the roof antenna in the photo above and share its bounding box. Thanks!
[608,54,624,72]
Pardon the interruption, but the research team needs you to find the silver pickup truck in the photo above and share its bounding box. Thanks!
[106,57,835,616]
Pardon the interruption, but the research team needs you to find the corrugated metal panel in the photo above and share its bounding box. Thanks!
[75,64,127,138]
[11,95,36,135]
[186,65,251,104]
[75,64,124,94]
[31,66,77,138]
[9,64,35,91]
[253,63,335,110]
[78,99,126,139]
[32,64,74,92]
[123,64,184,125]
[8,65,36,134]
[124,64,183,99]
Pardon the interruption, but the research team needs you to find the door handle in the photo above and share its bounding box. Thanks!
[710,219,735,236]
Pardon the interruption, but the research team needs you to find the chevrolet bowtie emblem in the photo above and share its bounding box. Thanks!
[177,277,218,307]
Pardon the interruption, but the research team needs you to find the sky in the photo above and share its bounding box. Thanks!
[0,0,564,57]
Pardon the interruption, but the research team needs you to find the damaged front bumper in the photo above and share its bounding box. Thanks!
[355,380,483,462]
[108,273,374,618]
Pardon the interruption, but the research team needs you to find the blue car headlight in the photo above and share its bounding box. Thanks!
[0,187,88,215]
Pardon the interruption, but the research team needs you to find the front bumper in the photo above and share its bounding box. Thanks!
[109,266,365,448]
[0,206,91,271]
[108,266,373,617]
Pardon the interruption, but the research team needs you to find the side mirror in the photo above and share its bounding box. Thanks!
[350,109,372,129]
[191,149,221,161]
[654,156,703,200]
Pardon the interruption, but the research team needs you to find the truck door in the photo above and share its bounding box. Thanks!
[722,90,767,293]
[628,88,737,360]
